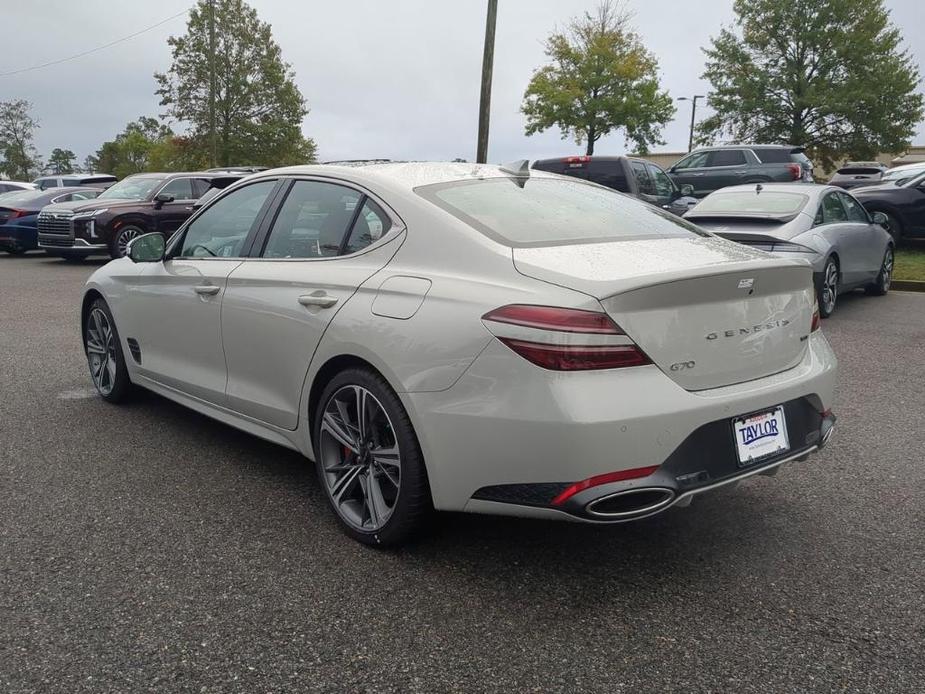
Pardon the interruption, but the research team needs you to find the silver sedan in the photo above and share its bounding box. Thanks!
[81,163,837,546]
[685,183,894,317]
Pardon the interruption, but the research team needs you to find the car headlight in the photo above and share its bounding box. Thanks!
[72,208,108,220]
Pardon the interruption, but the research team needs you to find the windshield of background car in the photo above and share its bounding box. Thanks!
[881,166,925,182]
[691,191,809,216]
[97,177,165,200]
[900,171,925,188]
[416,177,708,247]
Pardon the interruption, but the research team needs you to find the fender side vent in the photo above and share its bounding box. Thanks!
[126,338,142,364]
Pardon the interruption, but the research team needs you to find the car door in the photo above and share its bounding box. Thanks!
[121,179,280,405]
[152,177,199,234]
[703,149,751,192]
[668,151,711,196]
[816,191,869,286]
[839,191,886,280]
[220,178,403,430]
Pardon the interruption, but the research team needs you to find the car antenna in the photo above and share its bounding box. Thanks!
[755,183,763,194]
[500,159,530,187]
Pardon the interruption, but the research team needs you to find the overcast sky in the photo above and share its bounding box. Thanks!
[2,0,923,167]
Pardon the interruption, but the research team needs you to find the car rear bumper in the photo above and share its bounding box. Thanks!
[0,224,38,250]
[405,331,837,516]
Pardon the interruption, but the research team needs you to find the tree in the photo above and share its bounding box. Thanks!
[83,154,100,174]
[521,1,675,155]
[0,100,42,180]
[155,0,316,168]
[93,117,176,179]
[698,0,924,170]
[47,148,77,175]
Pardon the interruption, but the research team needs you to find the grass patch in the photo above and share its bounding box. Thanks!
[894,247,925,281]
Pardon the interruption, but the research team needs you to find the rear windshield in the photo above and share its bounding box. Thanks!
[882,166,925,182]
[691,191,809,216]
[416,177,706,247]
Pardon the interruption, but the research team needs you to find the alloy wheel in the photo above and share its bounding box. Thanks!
[822,261,838,315]
[116,228,140,257]
[318,385,401,532]
[880,248,894,292]
[85,307,117,395]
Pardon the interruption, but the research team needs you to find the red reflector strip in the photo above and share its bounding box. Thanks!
[551,466,660,506]
[499,338,650,370]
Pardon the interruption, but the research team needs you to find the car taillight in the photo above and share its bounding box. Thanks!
[3,209,26,219]
[811,297,821,332]
[787,163,802,180]
[551,465,660,506]
[481,304,651,371]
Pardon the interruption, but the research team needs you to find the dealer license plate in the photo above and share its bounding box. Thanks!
[733,406,790,466]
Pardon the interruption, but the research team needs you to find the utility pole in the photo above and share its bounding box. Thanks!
[677,95,705,152]
[476,0,498,164]
[208,0,218,167]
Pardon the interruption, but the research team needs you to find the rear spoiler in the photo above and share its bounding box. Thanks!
[685,212,800,224]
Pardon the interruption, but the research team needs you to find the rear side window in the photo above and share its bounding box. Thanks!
[587,160,628,191]
[753,149,793,164]
[417,177,706,247]
[630,160,655,195]
[707,150,747,167]
[343,199,391,255]
[819,193,848,224]
[262,180,362,259]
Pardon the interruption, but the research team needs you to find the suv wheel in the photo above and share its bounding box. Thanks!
[110,225,145,259]
[313,367,432,547]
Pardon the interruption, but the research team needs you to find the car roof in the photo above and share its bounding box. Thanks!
[886,161,925,172]
[259,162,562,190]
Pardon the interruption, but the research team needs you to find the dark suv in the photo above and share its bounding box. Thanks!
[667,145,813,197]
[38,172,242,259]
[531,155,697,215]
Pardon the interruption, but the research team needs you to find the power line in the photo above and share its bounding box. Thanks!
[0,8,190,78]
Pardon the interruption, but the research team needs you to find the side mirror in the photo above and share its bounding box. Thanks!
[871,211,888,226]
[153,192,175,208]
[128,232,165,263]
[679,184,695,196]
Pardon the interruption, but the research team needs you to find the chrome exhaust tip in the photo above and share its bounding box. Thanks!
[819,416,836,448]
[585,487,675,519]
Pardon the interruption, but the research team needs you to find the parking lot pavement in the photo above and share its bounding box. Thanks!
[1,252,923,693]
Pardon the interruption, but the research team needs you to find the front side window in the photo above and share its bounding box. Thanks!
[417,177,707,247]
[630,161,655,195]
[819,193,848,224]
[839,192,869,223]
[262,181,362,259]
[158,178,194,200]
[647,164,675,196]
[707,149,747,167]
[673,152,709,170]
[178,180,276,258]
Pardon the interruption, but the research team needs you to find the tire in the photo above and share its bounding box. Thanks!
[881,213,903,246]
[818,256,839,318]
[83,298,132,403]
[313,367,432,547]
[866,246,893,296]
[109,225,145,259]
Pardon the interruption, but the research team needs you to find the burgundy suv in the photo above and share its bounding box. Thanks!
[37,172,241,259]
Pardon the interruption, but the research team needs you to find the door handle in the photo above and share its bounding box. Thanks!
[690,172,705,177]
[298,292,338,309]
[734,170,747,175]
[194,285,221,296]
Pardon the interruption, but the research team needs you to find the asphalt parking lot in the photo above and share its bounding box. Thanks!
[1,252,923,693]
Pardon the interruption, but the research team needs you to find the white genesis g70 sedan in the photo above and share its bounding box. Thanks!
[81,162,838,546]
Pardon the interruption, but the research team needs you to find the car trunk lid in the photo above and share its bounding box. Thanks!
[513,236,814,390]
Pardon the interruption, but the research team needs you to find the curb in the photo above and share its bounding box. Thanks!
[892,280,925,292]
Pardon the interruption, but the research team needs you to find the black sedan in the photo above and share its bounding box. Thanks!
[0,187,101,254]
[853,171,925,244]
